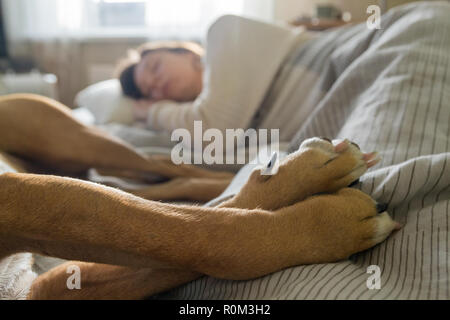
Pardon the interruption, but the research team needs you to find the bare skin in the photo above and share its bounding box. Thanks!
[134,50,203,102]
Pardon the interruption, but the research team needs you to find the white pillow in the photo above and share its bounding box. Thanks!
[74,79,135,125]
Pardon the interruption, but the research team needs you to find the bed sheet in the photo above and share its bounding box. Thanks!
[157,2,450,300]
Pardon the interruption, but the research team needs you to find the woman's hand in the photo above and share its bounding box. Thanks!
[132,100,154,122]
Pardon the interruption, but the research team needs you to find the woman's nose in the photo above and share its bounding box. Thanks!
[144,77,157,96]
[148,84,163,100]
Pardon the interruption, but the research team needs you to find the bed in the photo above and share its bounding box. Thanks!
[154,2,450,300]
[2,1,449,300]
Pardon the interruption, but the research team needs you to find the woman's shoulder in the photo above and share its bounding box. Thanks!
[206,15,247,46]
[206,14,301,48]
[207,14,246,35]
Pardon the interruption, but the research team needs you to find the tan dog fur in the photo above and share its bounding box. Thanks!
[0,94,399,299]
[0,94,233,201]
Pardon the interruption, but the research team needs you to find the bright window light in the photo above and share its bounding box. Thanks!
[3,0,253,40]
[83,0,245,38]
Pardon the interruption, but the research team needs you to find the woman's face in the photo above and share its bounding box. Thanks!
[134,50,203,102]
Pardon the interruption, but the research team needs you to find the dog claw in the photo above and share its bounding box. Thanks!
[363,152,381,168]
[334,140,349,153]
[320,137,332,143]
[376,202,388,213]
[367,157,381,168]
[363,152,378,161]
[393,222,403,230]
[261,152,278,176]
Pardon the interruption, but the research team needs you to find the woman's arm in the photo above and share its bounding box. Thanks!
[145,100,196,131]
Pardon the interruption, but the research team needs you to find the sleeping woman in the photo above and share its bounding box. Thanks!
[117,15,316,142]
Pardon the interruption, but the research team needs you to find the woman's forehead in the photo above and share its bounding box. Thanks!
[141,50,169,62]
[141,52,159,65]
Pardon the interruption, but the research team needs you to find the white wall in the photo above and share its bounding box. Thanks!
[273,0,385,22]
[243,0,275,21]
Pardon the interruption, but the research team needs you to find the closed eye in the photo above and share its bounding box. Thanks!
[152,60,161,73]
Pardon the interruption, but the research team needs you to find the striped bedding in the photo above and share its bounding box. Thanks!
[158,2,450,299]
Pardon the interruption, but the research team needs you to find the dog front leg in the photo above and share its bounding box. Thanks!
[0,172,276,278]
[0,172,200,266]
[27,176,235,300]
[13,176,400,299]
[0,94,233,181]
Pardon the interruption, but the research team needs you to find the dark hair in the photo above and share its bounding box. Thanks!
[141,46,194,58]
[116,41,204,99]
[118,63,142,99]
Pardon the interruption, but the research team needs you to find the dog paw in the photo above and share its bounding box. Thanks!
[279,188,401,267]
[296,137,379,188]
[216,188,400,280]
[225,137,379,211]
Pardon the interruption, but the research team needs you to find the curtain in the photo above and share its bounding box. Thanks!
[3,0,87,104]
[3,0,84,42]
[3,0,274,42]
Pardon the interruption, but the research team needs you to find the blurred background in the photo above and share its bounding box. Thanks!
[0,0,437,105]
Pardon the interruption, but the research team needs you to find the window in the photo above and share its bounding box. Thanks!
[4,0,271,40]
[91,0,148,28]
[83,0,246,39]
